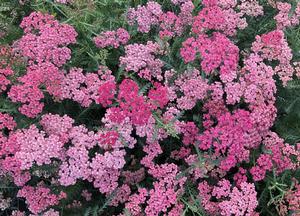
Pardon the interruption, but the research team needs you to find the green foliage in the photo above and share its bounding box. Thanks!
[181,181,206,216]
[275,23,300,144]
[0,0,31,44]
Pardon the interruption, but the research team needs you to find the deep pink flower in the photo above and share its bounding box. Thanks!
[97,81,116,107]
[148,82,169,108]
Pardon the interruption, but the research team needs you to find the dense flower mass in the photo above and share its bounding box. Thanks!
[7,11,77,117]
[1,0,300,215]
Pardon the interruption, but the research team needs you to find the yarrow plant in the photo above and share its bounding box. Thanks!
[1,0,300,215]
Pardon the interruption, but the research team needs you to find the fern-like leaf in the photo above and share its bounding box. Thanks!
[286,79,300,89]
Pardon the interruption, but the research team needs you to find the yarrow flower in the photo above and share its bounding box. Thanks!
[0,192,11,211]
[0,67,13,93]
[94,28,130,48]
[198,181,258,216]
[174,68,209,110]
[180,33,239,83]
[238,0,263,17]
[17,186,65,214]
[8,12,77,117]
[198,109,261,171]
[193,0,247,36]
[120,41,164,81]
[0,112,16,131]
[285,183,300,213]
[90,150,126,194]
[97,81,116,107]
[17,12,77,67]
[274,2,300,30]
[117,79,152,126]
[252,132,300,180]
[8,82,44,118]
[40,113,74,143]
[218,182,258,216]
[148,82,169,109]
[14,125,64,170]
[251,30,293,85]
[127,1,163,33]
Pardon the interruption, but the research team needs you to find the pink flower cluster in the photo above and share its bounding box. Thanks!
[251,132,300,181]
[252,30,294,85]
[180,33,239,83]
[0,46,15,92]
[105,79,152,126]
[193,0,247,36]
[0,67,13,92]
[94,28,130,48]
[127,0,193,38]
[7,12,77,117]
[40,113,128,197]
[219,182,258,216]
[59,67,115,107]
[198,181,258,215]
[174,68,209,110]
[123,141,186,215]
[90,150,126,193]
[14,125,64,170]
[6,10,122,117]
[0,112,16,131]
[17,12,77,66]
[198,110,261,171]
[127,1,163,33]
[148,82,169,109]
[159,11,183,38]
[285,183,300,213]
[171,0,190,5]
[144,163,186,215]
[0,45,22,93]
[238,0,263,17]
[120,41,164,81]
[158,1,194,39]
[275,2,300,29]
[17,185,65,214]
